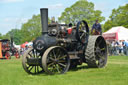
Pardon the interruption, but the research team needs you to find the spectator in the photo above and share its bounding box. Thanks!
[111,41,116,55]
[122,40,128,56]
[114,40,119,55]
[118,40,123,55]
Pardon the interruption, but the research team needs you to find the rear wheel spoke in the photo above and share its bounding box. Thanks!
[58,63,66,67]
[42,46,70,74]
[56,65,60,73]
[57,55,67,60]
[52,49,57,59]
[49,57,55,61]
[58,60,66,63]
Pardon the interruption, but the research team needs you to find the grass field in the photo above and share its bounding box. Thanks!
[0,56,128,85]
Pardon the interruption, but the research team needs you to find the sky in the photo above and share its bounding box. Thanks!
[0,0,128,35]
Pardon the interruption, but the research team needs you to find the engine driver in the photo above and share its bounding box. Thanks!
[91,20,102,35]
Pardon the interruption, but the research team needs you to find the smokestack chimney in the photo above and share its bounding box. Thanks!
[40,8,48,34]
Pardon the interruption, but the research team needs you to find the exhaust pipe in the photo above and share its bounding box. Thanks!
[40,8,48,34]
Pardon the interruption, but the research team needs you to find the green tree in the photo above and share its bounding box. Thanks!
[0,33,2,39]
[2,29,24,45]
[104,4,128,32]
[103,20,113,32]
[2,14,51,44]
[21,14,51,43]
[58,0,105,27]
[21,14,42,43]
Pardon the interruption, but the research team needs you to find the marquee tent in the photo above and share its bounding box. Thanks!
[102,26,128,41]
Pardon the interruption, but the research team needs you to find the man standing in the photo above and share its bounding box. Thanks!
[91,20,102,35]
[122,40,128,56]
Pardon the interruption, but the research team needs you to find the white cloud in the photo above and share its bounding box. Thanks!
[0,23,15,34]
[0,17,28,34]
[0,0,24,3]
[121,3,127,6]
[48,4,64,9]
[4,17,28,23]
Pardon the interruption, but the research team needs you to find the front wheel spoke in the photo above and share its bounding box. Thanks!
[36,52,41,58]
[32,50,35,57]
[37,66,39,73]
[27,65,30,69]
[29,66,34,72]
[28,53,33,58]
[35,66,36,73]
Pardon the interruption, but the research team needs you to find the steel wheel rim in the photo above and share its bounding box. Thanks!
[22,48,44,75]
[42,46,70,75]
[76,20,89,44]
[94,38,107,67]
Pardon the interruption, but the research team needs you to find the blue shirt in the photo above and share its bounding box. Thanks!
[123,41,128,47]
[91,23,102,34]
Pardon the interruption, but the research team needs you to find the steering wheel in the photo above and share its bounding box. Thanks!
[76,20,89,44]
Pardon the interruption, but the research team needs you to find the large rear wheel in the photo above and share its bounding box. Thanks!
[42,46,70,75]
[85,36,107,68]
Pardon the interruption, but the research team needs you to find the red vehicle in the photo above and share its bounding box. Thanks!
[0,39,11,59]
[0,39,20,59]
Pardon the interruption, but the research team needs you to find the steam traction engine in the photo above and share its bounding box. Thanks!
[0,38,20,59]
[22,8,108,75]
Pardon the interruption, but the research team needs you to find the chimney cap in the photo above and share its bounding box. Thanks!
[40,8,48,10]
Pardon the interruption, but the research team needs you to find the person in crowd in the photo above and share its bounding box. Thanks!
[91,19,102,35]
[111,41,116,55]
[114,40,119,55]
[122,40,126,55]
[122,40,128,56]
[118,40,123,55]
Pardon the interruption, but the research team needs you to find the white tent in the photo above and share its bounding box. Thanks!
[103,26,128,41]
[26,42,33,46]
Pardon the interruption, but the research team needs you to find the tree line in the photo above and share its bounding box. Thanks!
[0,0,128,45]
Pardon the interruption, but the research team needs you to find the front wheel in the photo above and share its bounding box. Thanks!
[22,48,44,75]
